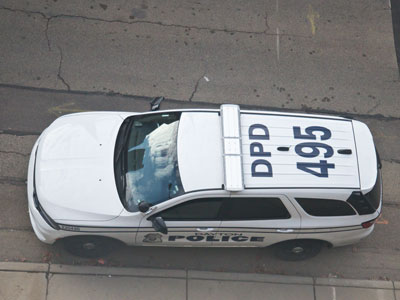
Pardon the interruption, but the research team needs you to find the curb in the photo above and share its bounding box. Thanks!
[49,264,186,278]
[315,277,393,289]
[188,270,313,285]
[0,262,48,272]
[0,261,398,291]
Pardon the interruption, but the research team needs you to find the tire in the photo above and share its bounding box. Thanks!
[273,240,323,261]
[63,236,123,258]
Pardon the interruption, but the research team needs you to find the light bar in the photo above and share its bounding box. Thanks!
[220,104,244,191]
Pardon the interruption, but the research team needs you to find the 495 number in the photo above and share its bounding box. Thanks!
[293,126,335,177]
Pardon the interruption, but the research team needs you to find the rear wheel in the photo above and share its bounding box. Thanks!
[273,240,323,261]
[63,236,123,258]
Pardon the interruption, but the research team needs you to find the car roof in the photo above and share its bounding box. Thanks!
[177,105,362,193]
[240,111,359,189]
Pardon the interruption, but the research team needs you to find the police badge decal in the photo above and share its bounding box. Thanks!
[143,233,163,243]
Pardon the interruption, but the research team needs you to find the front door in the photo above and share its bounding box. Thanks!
[136,198,224,246]
[217,195,301,247]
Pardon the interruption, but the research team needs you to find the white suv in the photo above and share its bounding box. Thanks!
[27,104,382,260]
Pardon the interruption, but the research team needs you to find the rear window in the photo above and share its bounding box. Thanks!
[296,198,356,217]
[222,198,291,220]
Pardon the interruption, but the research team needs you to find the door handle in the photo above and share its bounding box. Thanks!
[276,229,294,233]
[196,227,214,232]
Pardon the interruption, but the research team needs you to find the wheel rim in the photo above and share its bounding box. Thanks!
[82,242,96,250]
[291,246,304,254]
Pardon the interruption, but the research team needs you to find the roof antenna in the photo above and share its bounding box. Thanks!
[150,96,165,111]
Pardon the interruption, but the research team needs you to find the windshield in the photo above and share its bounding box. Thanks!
[115,112,184,212]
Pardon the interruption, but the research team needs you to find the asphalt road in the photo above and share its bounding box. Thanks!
[0,0,399,281]
[1,86,399,281]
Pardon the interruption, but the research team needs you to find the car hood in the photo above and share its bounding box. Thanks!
[35,112,126,221]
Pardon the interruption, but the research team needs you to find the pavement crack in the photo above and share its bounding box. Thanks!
[185,269,188,300]
[265,9,270,31]
[383,201,400,208]
[0,6,266,35]
[45,18,52,51]
[188,73,205,102]
[56,46,70,91]
[128,20,267,35]
[0,227,34,232]
[0,129,41,136]
[0,6,54,51]
[51,14,267,35]
[45,269,52,300]
[0,150,29,157]
[382,158,400,164]
[366,99,382,114]
[0,176,26,186]
[0,6,309,38]
[0,6,47,19]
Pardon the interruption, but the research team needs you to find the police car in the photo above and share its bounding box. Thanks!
[27,104,382,260]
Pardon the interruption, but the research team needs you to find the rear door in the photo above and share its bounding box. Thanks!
[217,195,301,247]
[136,198,224,246]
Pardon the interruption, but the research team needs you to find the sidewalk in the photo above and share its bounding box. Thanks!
[0,262,398,300]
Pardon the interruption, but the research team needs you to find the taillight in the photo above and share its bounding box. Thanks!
[362,218,378,228]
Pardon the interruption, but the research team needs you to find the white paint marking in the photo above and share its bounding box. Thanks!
[276,27,280,62]
[331,287,336,300]
[203,76,210,82]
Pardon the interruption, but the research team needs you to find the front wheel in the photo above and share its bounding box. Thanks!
[62,236,123,258]
[273,240,323,261]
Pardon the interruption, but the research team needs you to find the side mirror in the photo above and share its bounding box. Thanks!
[150,96,165,111]
[138,201,150,213]
[151,216,168,234]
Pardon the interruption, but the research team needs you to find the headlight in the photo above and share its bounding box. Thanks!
[33,147,60,230]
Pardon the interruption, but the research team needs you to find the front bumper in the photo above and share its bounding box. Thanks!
[27,138,60,244]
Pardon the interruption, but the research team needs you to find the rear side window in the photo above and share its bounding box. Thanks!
[158,198,223,221]
[222,198,291,220]
[296,198,356,217]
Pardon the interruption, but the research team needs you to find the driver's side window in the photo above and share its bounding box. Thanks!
[157,198,223,221]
